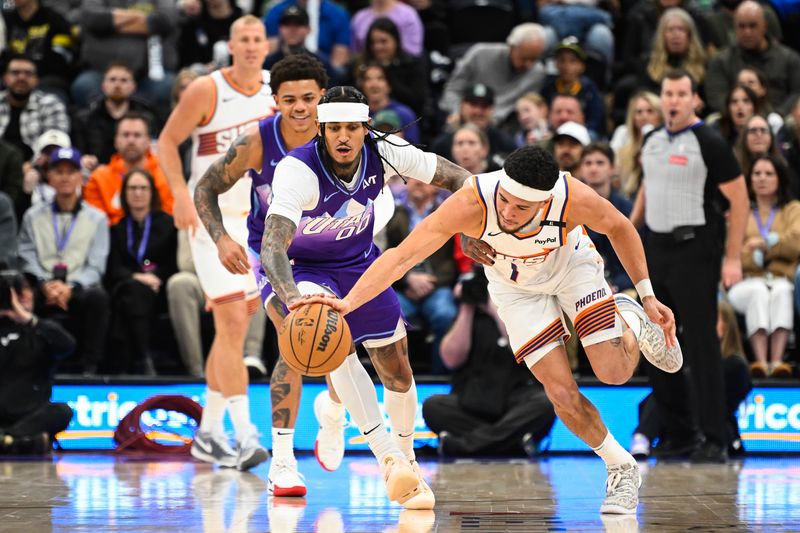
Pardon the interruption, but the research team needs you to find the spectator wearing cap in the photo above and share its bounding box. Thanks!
[356,62,420,144]
[540,38,605,138]
[264,0,351,70]
[372,109,403,134]
[431,83,517,165]
[18,147,110,376]
[21,129,71,216]
[440,23,547,126]
[0,55,69,162]
[84,112,173,226]
[177,0,242,70]
[553,121,590,174]
[72,63,158,168]
[263,6,338,83]
[350,0,424,57]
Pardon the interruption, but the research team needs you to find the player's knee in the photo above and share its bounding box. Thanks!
[543,382,581,414]
[595,364,630,385]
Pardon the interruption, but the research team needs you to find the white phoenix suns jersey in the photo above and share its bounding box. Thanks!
[470,170,590,288]
[189,68,275,217]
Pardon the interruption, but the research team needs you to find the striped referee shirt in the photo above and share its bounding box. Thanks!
[641,122,741,233]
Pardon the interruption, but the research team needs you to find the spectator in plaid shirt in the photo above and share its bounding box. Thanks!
[0,55,69,161]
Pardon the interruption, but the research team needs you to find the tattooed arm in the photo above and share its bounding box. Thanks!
[261,214,303,306]
[429,155,472,193]
[194,126,262,243]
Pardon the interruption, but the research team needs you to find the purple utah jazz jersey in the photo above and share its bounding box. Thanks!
[283,137,386,268]
[247,114,292,253]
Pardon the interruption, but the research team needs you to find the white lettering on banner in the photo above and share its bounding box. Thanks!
[737,394,800,431]
[68,392,202,429]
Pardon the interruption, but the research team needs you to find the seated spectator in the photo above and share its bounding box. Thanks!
[350,0,423,57]
[83,112,174,226]
[343,17,427,115]
[734,115,796,189]
[166,230,206,377]
[613,8,706,127]
[3,0,75,101]
[0,138,25,221]
[709,84,759,145]
[736,67,784,134]
[0,269,75,454]
[706,0,800,114]
[540,37,605,139]
[72,63,158,167]
[356,62,420,144]
[610,91,662,198]
[21,129,81,215]
[73,0,179,112]
[706,0,783,48]
[0,192,16,267]
[385,178,457,373]
[178,0,242,70]
[512,92,550,147]
[577,143,634,293]
[552,121,589,175]
[538,0,614,68]
[629,299,752,459]
[451,123,500,175]
[440,23,547,127]
[0,54,69,161]
[105,169,177,375]
[727,155,800,378]
[263,0,350,70]
[422,267,557,456]
[262,5,338,82]
[17,147,110,376]
[431,83,517,164]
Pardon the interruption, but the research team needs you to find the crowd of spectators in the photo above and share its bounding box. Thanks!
[0,0,796,416]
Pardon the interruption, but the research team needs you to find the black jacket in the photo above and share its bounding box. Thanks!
[0,317,74,420]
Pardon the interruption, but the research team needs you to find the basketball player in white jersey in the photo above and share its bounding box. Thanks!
[302,145,684,515]
[157,15,272,470]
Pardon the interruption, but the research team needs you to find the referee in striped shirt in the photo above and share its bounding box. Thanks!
[631,69,749,463]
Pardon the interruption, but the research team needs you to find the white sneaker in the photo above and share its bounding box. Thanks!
[191,430,237,468]
[313,391,346,471]
[401,461,435,510]
[236,431,269,471]
[600,462,641,515]
[629,433,650,460]
[268,456,307,497]
[381,454,420,504]
[615,293,683,373]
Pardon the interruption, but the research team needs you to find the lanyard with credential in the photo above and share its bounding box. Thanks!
[52,204,78,259]
[127,214,152,267]
[753,206,777,239]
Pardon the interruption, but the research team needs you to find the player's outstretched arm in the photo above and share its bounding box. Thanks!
[261,214,303,307]
[296,188,483,315]
[429,155,473,193]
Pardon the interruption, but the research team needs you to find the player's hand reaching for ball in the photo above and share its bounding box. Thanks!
[642,296,677,348]
[289,293,352,315]
[216,234,250,274]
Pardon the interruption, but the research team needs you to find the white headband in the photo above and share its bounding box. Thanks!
[497,169,551,202]
[317,102,370,123]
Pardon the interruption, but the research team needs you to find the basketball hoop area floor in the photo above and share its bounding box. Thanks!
[1,454,798,532]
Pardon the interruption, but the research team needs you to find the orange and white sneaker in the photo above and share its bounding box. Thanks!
[401,461,435,510]
[381,454,420,504]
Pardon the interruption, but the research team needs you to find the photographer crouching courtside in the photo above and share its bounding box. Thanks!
[0,269,75,454]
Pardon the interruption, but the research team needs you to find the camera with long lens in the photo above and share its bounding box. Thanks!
[0,269,26,311]
[458,265,489,305]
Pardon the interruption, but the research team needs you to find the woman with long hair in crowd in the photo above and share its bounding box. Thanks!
[611,91,662,198]
[644,8,707,91]
[712,84,762,145]
[736,67,783,135]
[512,92,550,147]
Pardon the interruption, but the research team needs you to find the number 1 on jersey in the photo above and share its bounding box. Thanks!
[510,262,519,283]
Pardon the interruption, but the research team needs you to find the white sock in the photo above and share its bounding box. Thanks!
[271,427,295,460]
[329,352,401,462]
[200,388,226,434]
[227,395,254,442]
[383,379,418,462]
[593,432,636,466]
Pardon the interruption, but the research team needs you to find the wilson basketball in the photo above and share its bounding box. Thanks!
[278,302,352,377]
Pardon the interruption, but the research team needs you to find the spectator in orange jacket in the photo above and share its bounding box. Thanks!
[83,111,174,225]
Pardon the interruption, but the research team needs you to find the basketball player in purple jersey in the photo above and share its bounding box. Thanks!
[195,55,349,496]
[258,86,472,508]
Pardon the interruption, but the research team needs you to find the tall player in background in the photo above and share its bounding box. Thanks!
[302,146,684,514]
[195,55,348,497]
[157,15,272,471]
